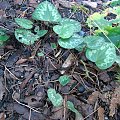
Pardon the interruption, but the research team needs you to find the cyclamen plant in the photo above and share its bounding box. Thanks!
[14,1,120,70]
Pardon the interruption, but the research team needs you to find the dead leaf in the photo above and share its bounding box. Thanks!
[87,91,100,104]
[109,86,120,117]
[61,53,75,74]
[82,1,97,8]
[16,58,27,64]
[98,106,105,120]
[0,78,5,100]
[0,113,5,120]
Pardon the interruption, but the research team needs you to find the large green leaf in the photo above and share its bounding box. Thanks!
[84,36,105,49]
[60,18,81,33]
[86,7,120,29]
[86,42,116,69]
[58,34,84,49]
[96,27,120,48]
[47,88,63,107]
[58,75,71,86]
[53,18,81,38]
[32,1,61,22]
[86,12,110,28]
[15,18,33,29]
[15,29,39,45]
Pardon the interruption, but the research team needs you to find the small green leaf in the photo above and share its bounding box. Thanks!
[34,26,48,37]
[53,18,81,38]
[0,35,9,42]
[58,75,71,86]
[84,36,105,49]
[47,88,63,107]
[15,18,33,29]
[32,1,61,22]
[58,34,84,49]
[51,43,57,49]
[37,52,44,57]
[67,101,83,120]
[15,29,39,45]
[86,42,116,69]
[36,30,48,38]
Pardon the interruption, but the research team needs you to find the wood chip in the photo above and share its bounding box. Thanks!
[98,106,105,120]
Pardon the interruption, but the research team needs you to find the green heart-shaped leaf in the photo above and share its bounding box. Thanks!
[15,18,33,29]
[15,29,39,45]
[58,75,71,86]
[86,42,116,69]
[53,18,81,38]
[58,34,84,49]
[53,24,74,38]
[32,1,61,22]
[84,36,105,49]
[47,88,63,107]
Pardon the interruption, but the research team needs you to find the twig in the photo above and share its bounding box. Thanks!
[12,92,41,114]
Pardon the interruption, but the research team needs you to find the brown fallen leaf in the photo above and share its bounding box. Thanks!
[98,106,105,120]
[109,86,120,117]
[87,91,100,105]
[0,113,5,120]
[60,53,75,74]
[0,78,5,100]
[16,58,27,64]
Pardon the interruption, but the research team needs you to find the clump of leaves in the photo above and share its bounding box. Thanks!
[0,29,9,46]
[14,1,119,70]
[15,18,48,45]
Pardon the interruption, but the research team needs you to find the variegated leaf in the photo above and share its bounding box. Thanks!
[86,42,116,69]
[32,1,61,22]
[47,88,63,107]
[58,34,84,49]
[15,29,39,45]
[15,18,33,29]
[53,18,81,38]
[84,36,105,49]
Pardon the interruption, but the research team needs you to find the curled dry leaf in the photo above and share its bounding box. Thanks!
[98,106,105,120]
[61,53,75,74]
[109,86,120,117]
